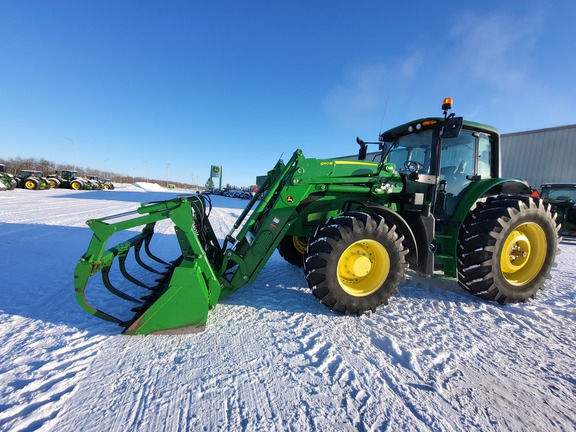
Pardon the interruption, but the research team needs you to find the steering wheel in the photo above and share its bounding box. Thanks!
[404,160,424,173]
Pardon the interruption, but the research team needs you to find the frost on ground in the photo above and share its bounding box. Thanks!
[0,187,574,432]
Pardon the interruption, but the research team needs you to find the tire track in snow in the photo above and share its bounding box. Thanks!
[0,318,107,432]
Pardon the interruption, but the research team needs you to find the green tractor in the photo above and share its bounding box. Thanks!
[48,170,90,190]
[101,178,115,190]
[86,175,104,190]
[16,170,52,190]
[0,164,17,190]
[74,98,560,334]
[540,183,576,236]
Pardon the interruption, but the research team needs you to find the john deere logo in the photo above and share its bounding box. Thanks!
[213,167,219,172]
[287,196,294,203]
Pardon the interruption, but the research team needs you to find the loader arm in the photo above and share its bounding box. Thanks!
[215,150,384,295]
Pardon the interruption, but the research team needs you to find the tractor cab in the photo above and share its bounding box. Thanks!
[62,170,78,180]
[378,99,498,219]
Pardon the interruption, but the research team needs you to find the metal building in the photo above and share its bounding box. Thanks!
[501,124,576,190]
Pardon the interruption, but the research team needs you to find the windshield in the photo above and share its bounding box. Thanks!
[383,129,433,174]
[541,186,576,201]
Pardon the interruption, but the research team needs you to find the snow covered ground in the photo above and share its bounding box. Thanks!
[0,185,574,431]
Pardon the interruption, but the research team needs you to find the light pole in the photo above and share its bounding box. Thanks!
[142,160,148,182]
[166,163,170,188]
[103,158,110,179]
[64,137,76,170]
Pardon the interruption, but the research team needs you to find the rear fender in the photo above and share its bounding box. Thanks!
[452,178,533,224]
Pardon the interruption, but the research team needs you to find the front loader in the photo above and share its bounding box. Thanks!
[74,98,560,334]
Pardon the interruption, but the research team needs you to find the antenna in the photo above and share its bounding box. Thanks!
[379,94,390,135]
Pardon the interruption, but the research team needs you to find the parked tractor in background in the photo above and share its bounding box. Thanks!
[74,98,561,335]
[101,179,115,190]
[86,175,104,189]
[0,164,17,190]
[16,170,51,190]
[540,183,576,236]
[48,170,91,190]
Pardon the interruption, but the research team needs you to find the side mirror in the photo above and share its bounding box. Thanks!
[356,137,367,160]
[443,116,463,139]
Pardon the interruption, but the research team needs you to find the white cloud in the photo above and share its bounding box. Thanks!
[323,4,576,132]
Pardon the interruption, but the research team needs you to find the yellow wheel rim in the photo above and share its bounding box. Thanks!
[337,239,389,297]
[72,182,80,190]
[292,236,307,254]
[500,222,547,286]
[25,180,36,189]
[49,179,57,188]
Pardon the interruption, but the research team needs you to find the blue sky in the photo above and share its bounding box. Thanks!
[1,1,575,187]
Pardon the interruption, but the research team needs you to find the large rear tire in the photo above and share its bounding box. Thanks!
[305,211,408,314]
[277,235,307,267]
[458,195,560,304]
[24,179,39,190]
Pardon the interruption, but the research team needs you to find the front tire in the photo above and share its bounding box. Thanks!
[458,195,560,304]
[277,235,307,267]
[305,211,408,314]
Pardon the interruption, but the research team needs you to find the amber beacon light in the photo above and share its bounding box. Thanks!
[441,97,453,111]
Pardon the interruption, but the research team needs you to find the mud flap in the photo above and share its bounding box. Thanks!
[124,264,210,335]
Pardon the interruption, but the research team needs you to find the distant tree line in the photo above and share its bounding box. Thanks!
[0,156,202,189]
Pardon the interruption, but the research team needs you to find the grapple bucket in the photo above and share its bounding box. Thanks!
[74,196,223,334]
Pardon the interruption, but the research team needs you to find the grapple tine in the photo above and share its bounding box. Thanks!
[134,238,166,275]
[117,250,155,290]
[142,229,170,266]
[101,265,144,303]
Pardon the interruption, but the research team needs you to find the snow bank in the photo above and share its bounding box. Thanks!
[124,182,168,192]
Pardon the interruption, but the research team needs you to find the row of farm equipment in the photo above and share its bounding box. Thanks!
[0,165,114,191]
